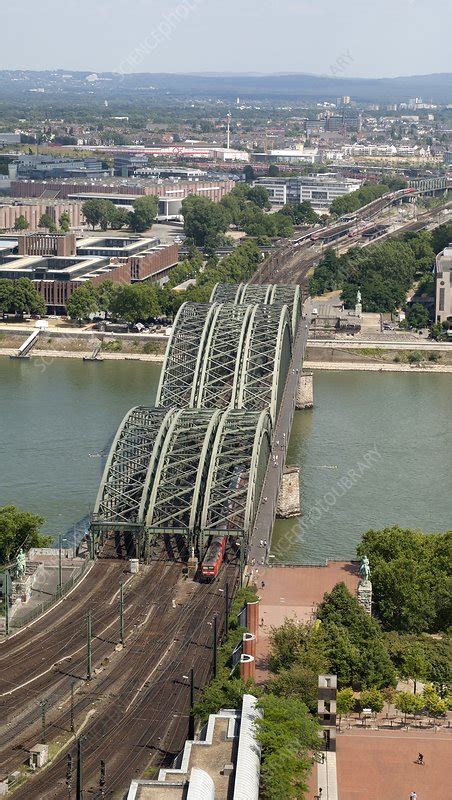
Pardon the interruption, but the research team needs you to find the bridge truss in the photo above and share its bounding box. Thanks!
[91,281,303,561]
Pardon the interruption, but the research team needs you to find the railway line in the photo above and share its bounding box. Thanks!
[10,550,239,799]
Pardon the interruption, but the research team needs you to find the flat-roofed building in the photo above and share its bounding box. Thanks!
[0,233,179,314]
[255,173,362,211]
[435,245,452,324]
[126,695,260,800]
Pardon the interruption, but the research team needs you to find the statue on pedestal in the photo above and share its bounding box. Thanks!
[14,549,27,580]
[359,555,371,582]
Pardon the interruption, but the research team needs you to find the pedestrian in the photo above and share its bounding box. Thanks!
[409,792,417,800]
[259,539,264,547]
[263,496,268,503]
[417,753,424,765]
[261,580,265,588]
[260,617,264,626]
[263,540,267,547]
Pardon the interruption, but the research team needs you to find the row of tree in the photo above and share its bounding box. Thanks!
[181,186,318,250]
[13,211,71,233]
[0,277,46,317]
[329,178,407,217]
[336,683,449,725]
[309,228,439,313]
[81,196,159,233]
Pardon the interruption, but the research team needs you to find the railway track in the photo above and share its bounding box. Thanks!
[10,552,239,799]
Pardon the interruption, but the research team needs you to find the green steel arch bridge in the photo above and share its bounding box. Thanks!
[90,283,307,563]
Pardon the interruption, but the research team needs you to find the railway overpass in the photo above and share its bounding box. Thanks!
[90,283,306,565]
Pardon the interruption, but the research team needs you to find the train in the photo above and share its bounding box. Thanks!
[200,535,227,580]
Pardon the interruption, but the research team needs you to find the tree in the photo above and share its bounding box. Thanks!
[360,687,384,713]
[336,687,355,727]
[109,283,160,324]
[256,694,319,800]
[406,303,429,329]
[394,691,416,723]
[38,213,57,232]
[423,686,447,719]
[59,212,71,233]
[317,583,396,689]
[7,278,46,318]
[14,215,29,231]
[400,644,428,694]
[129,196,158,233]
[357,527,452,633]
[268,164,280,177]
[244,164,256,183]
[66,284,99,323]
[0,279,13,316]
[182,195,231,247]
[110,207,131,230]
[81,199,116,230]
[0,506,51,565]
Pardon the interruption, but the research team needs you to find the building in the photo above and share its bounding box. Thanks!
[255,173,362,211]
[11,177,235,205]
[0,132,21,144]
[0,200,85,231]
[126,694,260,800]
[114,153,149,177]
[252,147,318,165]
[9,154,110,180]
[444,151,452,166]
[0,233,179,314]
[435,246,452,324]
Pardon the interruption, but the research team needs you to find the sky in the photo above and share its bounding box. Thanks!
[1,0,451,78]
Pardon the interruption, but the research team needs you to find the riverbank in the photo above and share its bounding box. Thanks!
[305,360,452,373]
[0,348,164,362]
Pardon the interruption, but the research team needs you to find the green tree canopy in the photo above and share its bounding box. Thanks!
[14,215,29,231]
[256,694,319,800]
[59,211,71,233]
[82,198,117,230]
[0,505,51,565]
[182,195,231,247]
[357,527,452,633]
[66,283,99,323]
[317,583,396,688]
[38,212,57,232]
[129,195,158,233]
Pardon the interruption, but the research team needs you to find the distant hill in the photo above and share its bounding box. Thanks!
[1,70,452,104]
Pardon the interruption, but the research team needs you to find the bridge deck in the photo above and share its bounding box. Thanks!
[248,312,310,566]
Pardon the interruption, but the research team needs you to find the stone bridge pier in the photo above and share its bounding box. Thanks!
[296,371,313,409]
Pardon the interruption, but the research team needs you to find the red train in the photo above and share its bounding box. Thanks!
[200,536,227,580]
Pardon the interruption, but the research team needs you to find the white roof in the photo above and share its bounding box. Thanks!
[187,768,215,800]
[233,695,261,800]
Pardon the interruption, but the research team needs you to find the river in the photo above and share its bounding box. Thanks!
[0,359,450,560]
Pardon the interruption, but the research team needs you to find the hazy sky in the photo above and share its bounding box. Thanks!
[2,0,451,78]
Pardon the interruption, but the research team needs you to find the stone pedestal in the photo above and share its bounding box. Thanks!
[276,466,301,518]
[246,600,260,640]
[296,372,313,409]
[357,579,372,615]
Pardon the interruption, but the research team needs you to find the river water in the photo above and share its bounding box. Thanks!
[0,359,450,560]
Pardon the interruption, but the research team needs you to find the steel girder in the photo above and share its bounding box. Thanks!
[156,302,216,408]
[236,304,293,424]
[241,284,273,305]
[209,282,302,336]
[145,409,221,535]
[92,406,174,532]
[195,303,254,409]
[209,283,245,304]
[271,284,302,336]
[200,409,272,541]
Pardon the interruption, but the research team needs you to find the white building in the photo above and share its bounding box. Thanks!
[255,173,362,211]
[435,246,452,324]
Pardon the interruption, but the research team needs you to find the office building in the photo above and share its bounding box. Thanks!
[255,173,361,211]
[114,154,149,177]
[0,233,179,314]
[9,154,109,180]
[435,246,452,324]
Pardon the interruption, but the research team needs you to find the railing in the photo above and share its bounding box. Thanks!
[9,558,91,632]
[249,318,309,560]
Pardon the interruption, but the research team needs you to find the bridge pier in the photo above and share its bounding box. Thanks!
[276,466,301,518]
[296,372,313,409]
